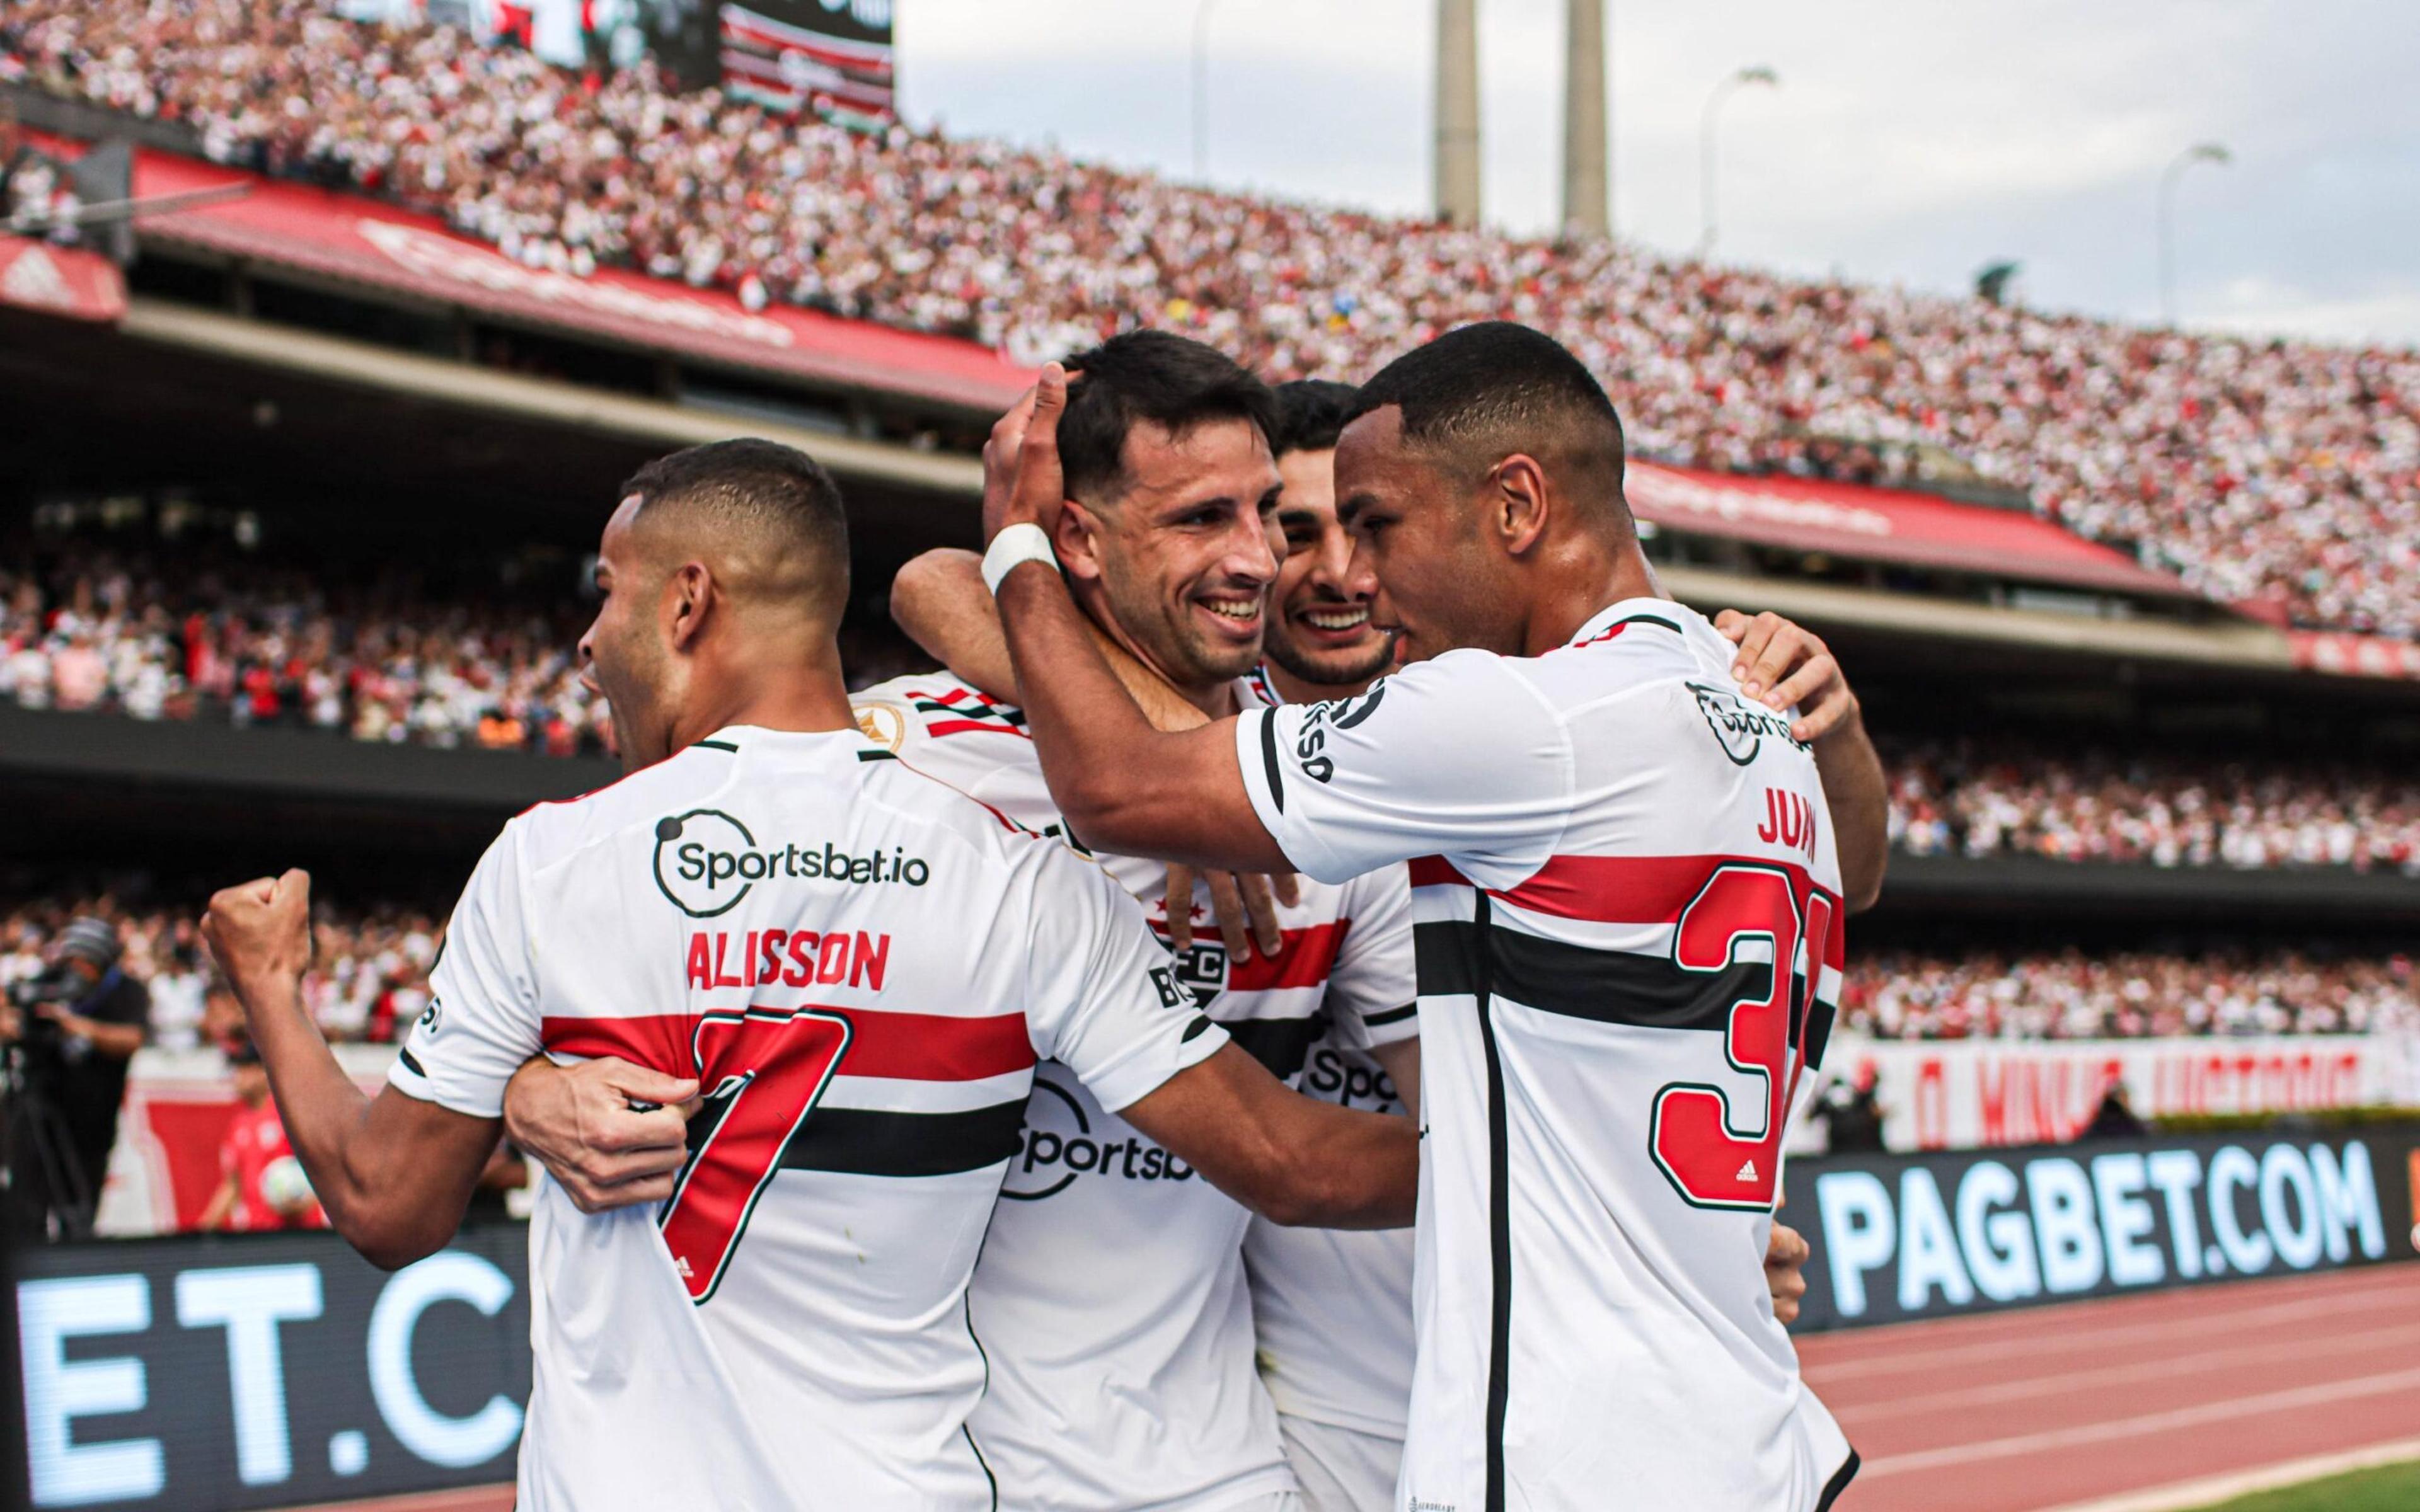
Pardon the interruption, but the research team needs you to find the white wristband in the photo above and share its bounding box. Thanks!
[982,522,1058,595]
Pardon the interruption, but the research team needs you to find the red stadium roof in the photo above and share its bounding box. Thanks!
[122,146,1032,413]
[1626,461,2194,598]
[74,140,2192,601]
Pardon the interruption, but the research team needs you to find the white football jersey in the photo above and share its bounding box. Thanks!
[1235,600,1858,1512]
[852,673,1417,1512]
[390,724,1224,1511]
[1233,670,1420,1445]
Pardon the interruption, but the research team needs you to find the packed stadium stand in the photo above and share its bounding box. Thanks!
[9,0,2420,641]
[0,1,2414,1137]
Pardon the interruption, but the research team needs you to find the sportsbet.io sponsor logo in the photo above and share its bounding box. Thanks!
[1291,682,1387,784]
[1002,1075,1197,1201]
[1686,680,1806,767]
[652,808,931,918]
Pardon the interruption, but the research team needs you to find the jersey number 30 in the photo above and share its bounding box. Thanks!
[1650,864,1836,1210]
[660,1008,852,1302]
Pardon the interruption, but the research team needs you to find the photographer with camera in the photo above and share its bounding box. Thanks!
[1,918,148,1239]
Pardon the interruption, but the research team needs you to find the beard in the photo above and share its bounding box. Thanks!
[1262,619,1396,691]
[1096,564,1263,690]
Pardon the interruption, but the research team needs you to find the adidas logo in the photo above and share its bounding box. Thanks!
[1735,1159,1758,1183]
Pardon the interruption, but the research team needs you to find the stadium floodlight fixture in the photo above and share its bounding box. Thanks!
[1700,65,1781,256]
[2157,140,2232,328]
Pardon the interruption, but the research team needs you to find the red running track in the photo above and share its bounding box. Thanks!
[296,1266,2420,1512]
[1801,1264,2420,1511]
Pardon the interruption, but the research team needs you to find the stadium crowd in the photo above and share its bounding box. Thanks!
[1886,738,2420,874]
[1,529,931,755]
[12,530,2419,874]
[1840,948,2419,1040]
[6,0,2419,641]
[1,890,442,1048]
[9,890,2411,1048]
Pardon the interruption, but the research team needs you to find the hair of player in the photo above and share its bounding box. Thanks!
[1348,321,1632,530]
[619,438,851,610]
[1056,331,1280,505]
[1273,378,1360,457]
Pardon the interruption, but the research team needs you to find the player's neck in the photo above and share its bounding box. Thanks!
[1521,539,1664,656]
[676,644,858,743]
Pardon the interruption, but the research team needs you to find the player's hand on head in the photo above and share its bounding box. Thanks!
[1765,1220,1811,1326]
[1715,609,1861,746]
[988,362,1073,544]
[504,1055,699,1215]
[202,869,315,992]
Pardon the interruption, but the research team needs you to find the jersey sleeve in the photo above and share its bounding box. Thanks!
[1233,649,1574,886]
[388,823,544,1119]
[1322,864,1418,1050]
[1010,839,1229,1113]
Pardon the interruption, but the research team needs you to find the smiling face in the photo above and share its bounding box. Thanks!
[1333,405,1524,662]
[1263,445,1396,690]
[1060,415,1284,690]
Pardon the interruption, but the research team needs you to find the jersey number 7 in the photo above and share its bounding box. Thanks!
[660,1007,853,1302]
[1650,864,1837,1211]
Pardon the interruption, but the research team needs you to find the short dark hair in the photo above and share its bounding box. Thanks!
[1349,321,1629,511]
[1057,331,1279,505]
[619,437,850,601]
[1273,379,1359,457]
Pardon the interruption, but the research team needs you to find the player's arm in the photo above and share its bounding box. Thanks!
[890,546,1230,734]
[1118,1044,1417,1228]
[892,542,1298,954]
[204,871,498,1269]
[1717,609,1888,913]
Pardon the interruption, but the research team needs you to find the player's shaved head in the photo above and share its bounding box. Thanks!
[582,438,856,770]
[618,438,851,625]
[1346,321,1631,536]
[1333,323,1651,662]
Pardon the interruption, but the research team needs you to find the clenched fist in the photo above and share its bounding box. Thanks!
[203,869,316,995]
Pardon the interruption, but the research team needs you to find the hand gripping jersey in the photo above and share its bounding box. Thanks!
[390,726,1224,1511]
[1233,674,1420,1448]
[1234,601,1858,1512]
[853,673,1416,1512]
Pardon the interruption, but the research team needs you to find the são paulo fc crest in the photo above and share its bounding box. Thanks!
[1168,941,1228,1009]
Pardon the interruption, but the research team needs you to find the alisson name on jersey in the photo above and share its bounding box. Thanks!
[684,929,893,992]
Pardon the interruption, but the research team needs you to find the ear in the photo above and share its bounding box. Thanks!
[666,561,714,651]
[1054,498,1107,583]
[1491,454,1552,557]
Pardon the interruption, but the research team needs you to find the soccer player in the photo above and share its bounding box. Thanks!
[521,338,1415,1512]
[885,374,1862,1512]
[981,324,1886,1512]
[200,439,1418,1509]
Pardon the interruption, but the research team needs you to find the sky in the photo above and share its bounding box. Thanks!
[892,0,2420,347]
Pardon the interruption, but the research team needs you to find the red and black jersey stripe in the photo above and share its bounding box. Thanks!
[902,685,1029,740]
[544,1008,1038,1179]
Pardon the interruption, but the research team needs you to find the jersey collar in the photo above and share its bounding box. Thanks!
[1562,597,1686,650]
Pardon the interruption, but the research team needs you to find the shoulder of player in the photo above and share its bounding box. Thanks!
[850,672,1029,745]
[502,741,736,861]
[850,755,1065,878]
